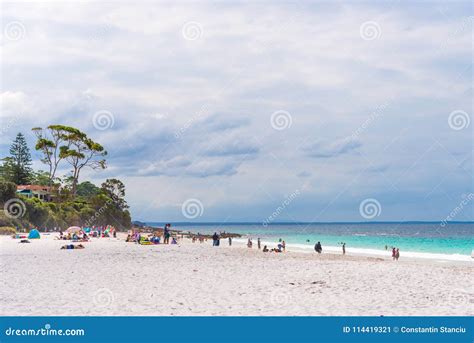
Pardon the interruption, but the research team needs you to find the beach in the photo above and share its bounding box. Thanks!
[0,234,472,316]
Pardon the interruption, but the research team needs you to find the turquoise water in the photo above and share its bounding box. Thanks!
[147,222,473,256]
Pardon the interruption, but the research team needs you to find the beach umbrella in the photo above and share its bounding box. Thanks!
[66,226,82,233]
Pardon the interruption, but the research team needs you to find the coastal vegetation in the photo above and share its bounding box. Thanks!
[0,126,131,231]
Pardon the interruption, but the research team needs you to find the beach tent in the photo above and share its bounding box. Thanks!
[66,226,82,234]
[28,229,40,239]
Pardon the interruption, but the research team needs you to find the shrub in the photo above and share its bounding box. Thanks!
[0,181,17,203]
[0,226,16,235]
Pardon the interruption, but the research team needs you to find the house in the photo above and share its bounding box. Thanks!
[16,185,54,201]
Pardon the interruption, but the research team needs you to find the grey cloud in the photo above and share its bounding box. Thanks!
[303,137,362,158]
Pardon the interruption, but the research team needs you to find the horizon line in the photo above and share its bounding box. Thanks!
[136,220,474,225]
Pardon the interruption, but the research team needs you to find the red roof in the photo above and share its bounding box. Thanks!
[17,185,53,192]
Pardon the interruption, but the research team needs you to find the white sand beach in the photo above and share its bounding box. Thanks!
[0,234,472,316]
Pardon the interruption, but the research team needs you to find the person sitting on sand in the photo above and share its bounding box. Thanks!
[171,237,178,244]
[60,244,85,250]
[263,245,269,252]
[247,238,253,248]
[314,241,322,254]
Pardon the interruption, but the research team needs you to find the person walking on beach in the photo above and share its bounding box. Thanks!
[228,236,232,246]
[212,232,219,246]
[282,240,286,252]
[314,241,322,254]
[395,248,400,261]
[392,247,396,260]
[257,238,261,250]
[342,243,346,255]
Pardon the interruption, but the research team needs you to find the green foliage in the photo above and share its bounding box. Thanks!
[0,226,16,235]
[9,133,33,184]
[30,170,51,186]
[76,181,100,197]
[0,133,33,185]
[0,180,17,203]
[0,125,131,231]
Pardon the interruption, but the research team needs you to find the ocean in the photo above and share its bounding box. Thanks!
[146,222,473,261]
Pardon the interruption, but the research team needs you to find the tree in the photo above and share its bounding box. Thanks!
[32,125,80,188]
[0,133,33,185]
[30,170,53,186]
[76,181,100,197]
[0,180,17,203]
[0,157,15,183]
[101,178,128,210]
[61,133,107,195]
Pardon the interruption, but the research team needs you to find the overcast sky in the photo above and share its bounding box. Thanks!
[1,0,472,223]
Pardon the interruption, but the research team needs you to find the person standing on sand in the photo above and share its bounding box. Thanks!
[164,225,170,244]
[212,232,219,246]
[342,243,346,255]
[395,248,400,261]
[392,247,396,260]
[282,241,286,252]
[257,238,261,250]
[247,238,253,248]
[228,237,232,246]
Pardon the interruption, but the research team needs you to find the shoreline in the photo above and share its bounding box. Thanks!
[1,233,473,316]
[230,238,473,265]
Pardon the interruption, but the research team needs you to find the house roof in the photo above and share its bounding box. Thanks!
[17,185,53,193]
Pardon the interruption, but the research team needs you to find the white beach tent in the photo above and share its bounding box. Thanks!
[66,226,82,234]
